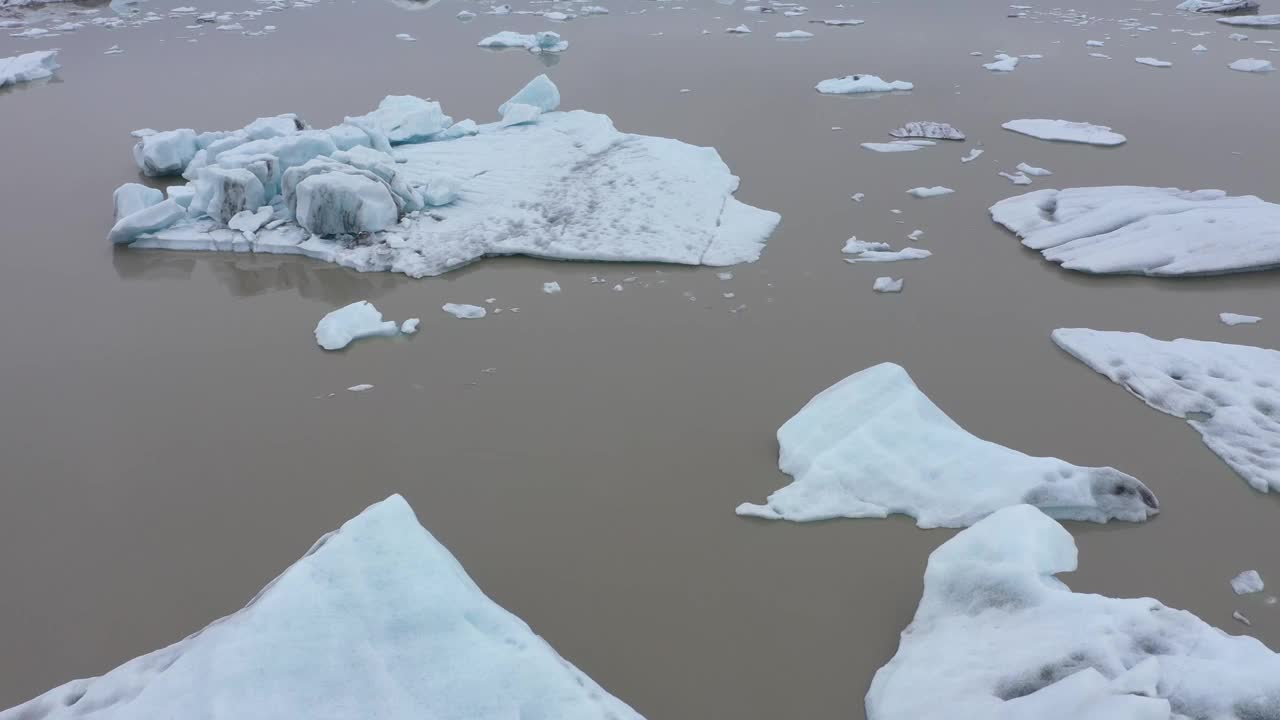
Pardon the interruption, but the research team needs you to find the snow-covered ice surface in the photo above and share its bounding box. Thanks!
[1229,58,1275,72]
[735,363,1158,528]
[866,504,1280,720]
[0,49,59,87]
[815,74,913,94]
[1002,119,1127,146]
[1220,313,1262,326]
[889,122,965,140]
[314,301,400,350]
[1218,14,1280,26]
[872,276,902,293]
[1231,570,1265,595]
[990,186,1280,276]
[1052,328,1280,494]
[120,76,780,277]
[0,496,644,720]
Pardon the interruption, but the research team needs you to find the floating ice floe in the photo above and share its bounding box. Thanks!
[775,29,813,38]
[861,140,934,153]
[816,74,913,94]
[907,186,954,198]
[0,496,643,720]
[990,186,1280,276]
[842,238,931,262]
[401,317,419,334]
[866,504,1279,719]
[1087,39,1105,46]
[1229,58,1275,72]
[112,75,779,277]
[1232,569,1265,595]
[983,53,1020,71]
[1136,56,1173,67]
[442,303,486,319]
[961,148,984,162]
[1000,171,1032,185]
[314,301,401,350]
[1229,32,1251,40]
[1178,0,1259,11]
[872,276,902,293]
[1218,12,1280,24]
[1090,52,1112,59]
[1220,312,1261,326]
[542,281,561,294]
[1002,119,1127,146]
[0,49,59,88]
[1052,328,1280,493]
[811,18,863,25]
[478,31,568,53]
[347,383,374,392]
[889,121,965,140]
[1016,162,1051,176]
[1194,43,1209,52]
[735,364,1157,527]
[726,24,751,32]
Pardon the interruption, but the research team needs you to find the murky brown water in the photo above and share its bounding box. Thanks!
[2,0,1278,715]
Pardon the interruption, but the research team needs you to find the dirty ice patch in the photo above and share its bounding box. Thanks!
[735,363,1158,528]
[866,504,1280,720]
[1052,328,1280,494]
[990,186,1280,276]
[1002,119,1127,146]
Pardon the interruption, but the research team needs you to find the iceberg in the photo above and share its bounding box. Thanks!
[872,276,902,292]
[735,363,1158,527]
[0,49,59,88]
[1218,13,1280,25]
[1220,312,1261,326]
[866,505,1280,720]
[1002,119,1126,146]
[1231,569,1265,595]
[1229,58,1275,72]
[314,300,400,350]
[477,30,568,53]
[990,186,1280,276]
[112,183,164,221]
[0,496,644,720]
[114,76,780,277]
[1053,328,1280,494]
[889,121,964,140]
[816,74,913,94]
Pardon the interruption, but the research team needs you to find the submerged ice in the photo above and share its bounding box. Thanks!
[735,363,1158,528]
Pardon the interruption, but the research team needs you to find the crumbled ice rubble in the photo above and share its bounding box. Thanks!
[478,31,568,53]
[726,24,751,32]
[1229,58,1275,72]
[1052,328,1280,493]
[1016,162,1051,176]
[775,29,813,38]
[872,276,902,293]
[0,49,59,87]
[1135,56,1173,67]
[442,303,486,319]
[542,281,561,293]
[735,364,1157,527]
[314,301,401,350]
[866,504,1279,719]
[862,141,933,153]
[1231,570,1265,595]
[907,186,954,198]
[983,53,1020,71]
[1219,14,1280,26]
[1000,171,1032,185]
[890,122,965,140]
[1002,119,1126,146]
[816,74,913,94]
[114,75,779,277]
[1220,313,1261,326]
[990,186,1280,276]
[961,148,984,162]
[0,496,643,720]
[1178,0,1258,11]
[842,238,931,262]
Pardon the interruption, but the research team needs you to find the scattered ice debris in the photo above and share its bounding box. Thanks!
[1015,162,1051,176]
[889,122,965,140]
[726,24,751,32]
[1135,56,1173,67]
[1001,119,1127,146]
[479,31,568,53]
[907,186,954,198]
[960,148,984,163]
[1194,44,1209,52]
[401,318,419,334]
[1218,13,1280,25]
[866,504,1278,720]
[1052,328,1280,493]
[1231,570,1265,595]
[1229,58,1275,72]
[1178,0,1258,11]
[990,186,1280,276]
[735,365,1157,527]
[0,49,59,88]
[1220,312,1262,326]
[775,29,813,38]
[216,22,244,31]
[115,76,779,277]
[487,3,512,14]
[872,276,902,293]
[542,10,570,20]
[315,301,400,350]
[542,281,561,294]
[442,303,487,319]
[347,383,374,392]
[842,238,931,262]
[983,53,1020,71]
[816,74,913,94]
[999,171,1032,185]
[861,141,933,153]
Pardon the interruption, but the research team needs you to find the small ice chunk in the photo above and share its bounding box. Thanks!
[1229,32,1250,41]
[1000,171,1032,185]
[983,53,1020,71]
[104,45,124,55]
[961,148,984,163]
[1089,52,1111,59]
[717,271,734,280]
[843,238,931,262]
[315,301,399,350]
[851,193,865,201]
[113,183,164,220]
[133,128,199,177]
[423,175,460,206]
[542,281,562,294]
[1229,58,1275,72]
[775,29,813,38]
[107,199,186,245]
[907,230,923,241]
[457,9,476,19]
[1231,570,1265,595]
[1002,119,1127,146]
[1016,162,1052,176]
[1135,56,1173,67]
[861,141,933,153]
[813,18,863,25]
[401,318,420,334]
[442,303,487,319]
[1193,44,1209,52]
[889,122,965,140]
[726,24,752,33]
[907,186,954,198]
[873,276,903,293]
[347,384,374,391]
[227,206,273,234]
[499,74,560,114]
[1234,610,1252,626]
[816,74,913,94]
[1220,313,1261,326]
[1086,40,1105,46]
[479,30,568,53]
[396,33,415,40]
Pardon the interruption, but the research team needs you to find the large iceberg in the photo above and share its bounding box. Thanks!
[0,49,59,88]
[866,504,1280,720]
[1053,328,1280,494]
[1002,119,1127,146]
[0,495,644,720]
[990,186,1280,276]
[114,75,779,277]
[735,363,1158,528]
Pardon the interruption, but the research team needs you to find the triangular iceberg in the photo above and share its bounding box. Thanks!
[0,495,644,720]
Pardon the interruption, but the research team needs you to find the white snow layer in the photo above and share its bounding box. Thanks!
[0,49,59,87]
[0,495,644,720]
[735,363,1158,528]
[314,301,400,350]
[1231,570,1265,595]
[1002,119,1127,146]
[866,504,1280,720]
[116,75,779,277]
[1052,328,1280,494]
[815,74,914,94]
[990,186,1280,276]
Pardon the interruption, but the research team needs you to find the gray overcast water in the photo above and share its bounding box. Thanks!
[1,0,1278,715]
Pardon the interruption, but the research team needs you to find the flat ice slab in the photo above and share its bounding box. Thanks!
[1052,328,1280,493]
[0,49,59,87]
[1229,58,1275,72]
[816,74,913,94]
[861,141,933,153]
[0,495,643,720]
[1002,119,1126,146]
[1231,569,1265,594]
[1179,0,1259,11]
[442,303,486,319]
[478,31,568,52]
[1220,312,1262,326]
[990,186,1280,276]
[867,505,1280,720]
[907,186,954,198]
[1218,14,1280,26]
[774,30,814,38]
[842,238,931,262]
[1135,56,1173,67]
[735,363,1158,528]
[314,301,400,350]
